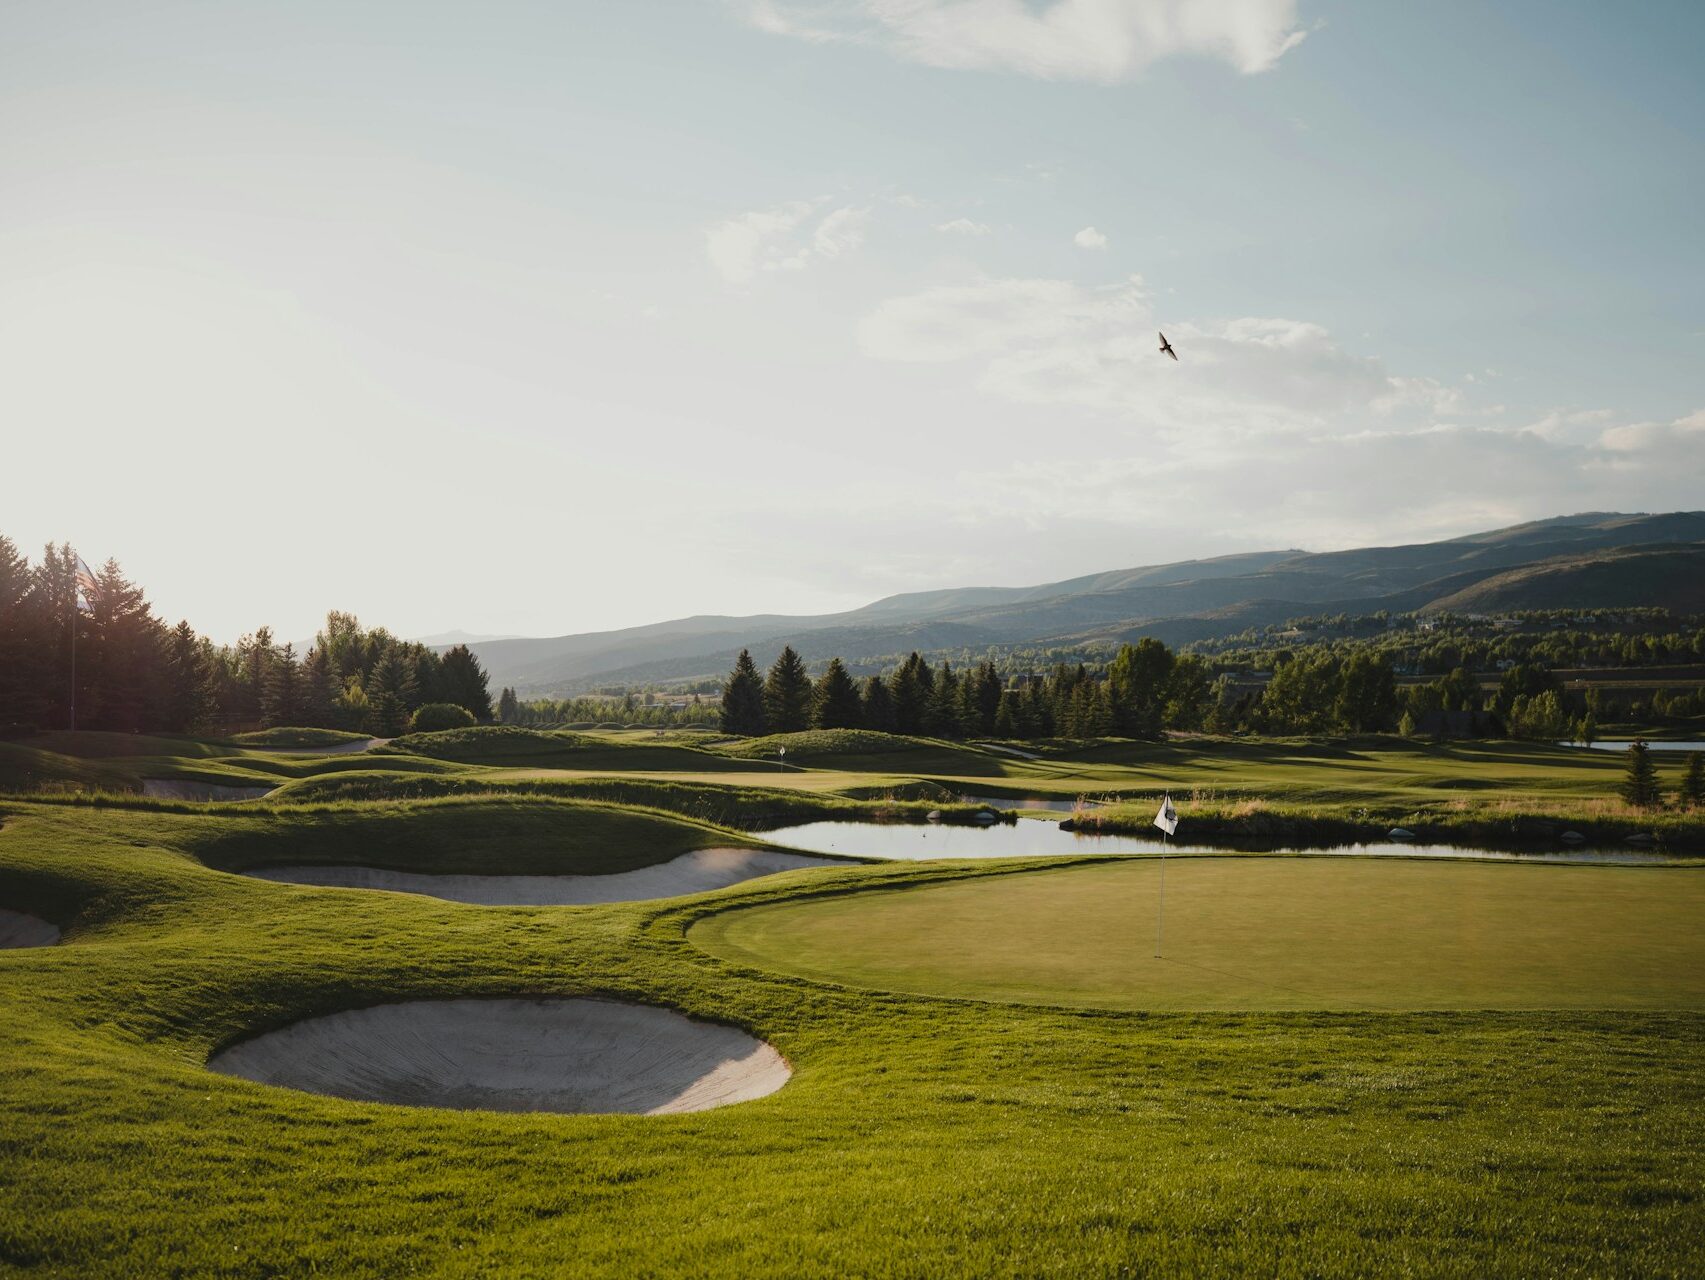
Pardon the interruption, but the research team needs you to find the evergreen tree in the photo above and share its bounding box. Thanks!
[762,647,813,734]
[923,662,961,738]
[366,647,417,736]
[437,644,494,721]
[497,686,520,724]
[888,653,932,734]
[261,643,302,727]
[1680,752,1704,809]
[860,674,895,733]
[720,650,767,735]
[1334,652,1398,732]
[1619,739,1661,808]
[160,621,217,732]
[812,658,863,729]
[1107,639,1173,738]
[299,646,339,728]
[968,661,1003,737]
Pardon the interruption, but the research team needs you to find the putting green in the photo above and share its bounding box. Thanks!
[692,857,1705,1011]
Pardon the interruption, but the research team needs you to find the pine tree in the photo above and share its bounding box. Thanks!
[762,647,812,734]
[299,646,339,728]
[437,644,494,721]
[812,658,863,729]
[888,653,931,734]
[720,650,767,735]
[367,647,417,736]
[923,662,961,738]
[968,661,1003,737]
[1619,739,1661,808]
[261,643,302,727]
[1681,752,1705,809]
[1107,639,1174,739]
[497,686,520,724]
[160,621,217,732]
[860,674,895,733]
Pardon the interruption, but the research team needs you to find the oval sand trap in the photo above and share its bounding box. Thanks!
[208,997,790,1114]
[143,779,275,802]
[245,847,835,904]
[0,909,60,949]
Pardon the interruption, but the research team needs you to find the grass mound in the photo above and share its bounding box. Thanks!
[227,727,373,749]
[184,795,756,877]
[378,725,775,772]
[715,730,1011,775]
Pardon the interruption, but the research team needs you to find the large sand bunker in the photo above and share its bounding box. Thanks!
[208,997,790,1114]
[143,779,275,802]
[0,909,60,949]
[244,847,836,904]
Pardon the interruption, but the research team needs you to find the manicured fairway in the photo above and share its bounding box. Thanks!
[692,857,1705,1011]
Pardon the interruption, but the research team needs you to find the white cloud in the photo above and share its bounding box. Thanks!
[736,0,1308,80]
[705,200,871,283]
[813,205,871,258]
[1074,225,1108,249]
[936,217,992,235]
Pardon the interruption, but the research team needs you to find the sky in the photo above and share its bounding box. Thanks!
[3,0,1702,645]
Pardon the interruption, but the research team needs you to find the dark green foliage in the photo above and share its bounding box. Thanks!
[762,646,812,734]
[1680,752,1703,808]
[860,674,895,733]
[811,658,863,730]
[260,643,301,728]
[721,650,767,736]
[1334,651,1397,732]
[436,644,494,722]
[497,686,520,724]
[1620,740,1662,808]
[408,702,478,733]
[1107,639,1173,738]
[888,653,932,735]
[366,648,417,737]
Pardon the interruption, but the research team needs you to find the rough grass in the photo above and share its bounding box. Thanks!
[0,803,1698,1276]
[226,727,373,748]
[692,856,1705,1011]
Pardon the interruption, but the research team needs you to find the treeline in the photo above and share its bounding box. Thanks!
[1201,610,1705,676]
[493,688,720,730]
[0,538,492,736]
[718,642,1222,740]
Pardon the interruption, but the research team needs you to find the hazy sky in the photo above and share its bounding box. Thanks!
[4,1,1702,643]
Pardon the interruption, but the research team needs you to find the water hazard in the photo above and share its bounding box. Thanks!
[766,820,1674,865]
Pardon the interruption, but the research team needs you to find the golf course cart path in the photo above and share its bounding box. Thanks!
[0,908,60,949]
[208,997,790,1114]
[245,847,838,904]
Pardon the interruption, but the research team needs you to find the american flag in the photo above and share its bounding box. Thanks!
[74,555,98,615]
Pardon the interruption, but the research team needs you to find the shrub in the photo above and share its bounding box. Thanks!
[408,703,478,734]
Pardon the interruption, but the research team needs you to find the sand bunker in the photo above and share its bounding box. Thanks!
[0,909,60,949]
[244,847,835,904]
[208,997,790,1114]
[143,779,275,802]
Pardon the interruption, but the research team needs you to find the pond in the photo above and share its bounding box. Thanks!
[765,820,1675,865]
[1571,740,1705,753]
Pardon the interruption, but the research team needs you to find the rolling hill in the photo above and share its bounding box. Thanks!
[461,512,1705,694]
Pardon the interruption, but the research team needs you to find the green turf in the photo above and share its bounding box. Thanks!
[691,857,1705,1011]
[0,802,1701,1276]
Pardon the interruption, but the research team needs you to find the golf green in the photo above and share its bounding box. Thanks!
[692,857,1705,1011]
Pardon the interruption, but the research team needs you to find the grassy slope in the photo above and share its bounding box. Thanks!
[692,856,1705,1011]
[0,806,1697,1276]
[378,726,779,773]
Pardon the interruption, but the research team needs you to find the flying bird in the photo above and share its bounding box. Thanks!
[1158,332,1177,361]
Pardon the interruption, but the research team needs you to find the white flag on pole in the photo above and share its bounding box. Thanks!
[1153,793,1178,836]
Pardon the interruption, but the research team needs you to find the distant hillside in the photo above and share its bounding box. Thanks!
[460,512,1705,694]
[1423,544,1705,615]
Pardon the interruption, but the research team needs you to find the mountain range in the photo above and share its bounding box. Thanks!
[454,512,1705,696]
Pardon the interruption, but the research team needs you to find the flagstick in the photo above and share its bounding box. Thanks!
[1155,827,1166,959]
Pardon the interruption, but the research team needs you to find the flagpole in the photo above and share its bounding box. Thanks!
[1155,826,1166,958]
